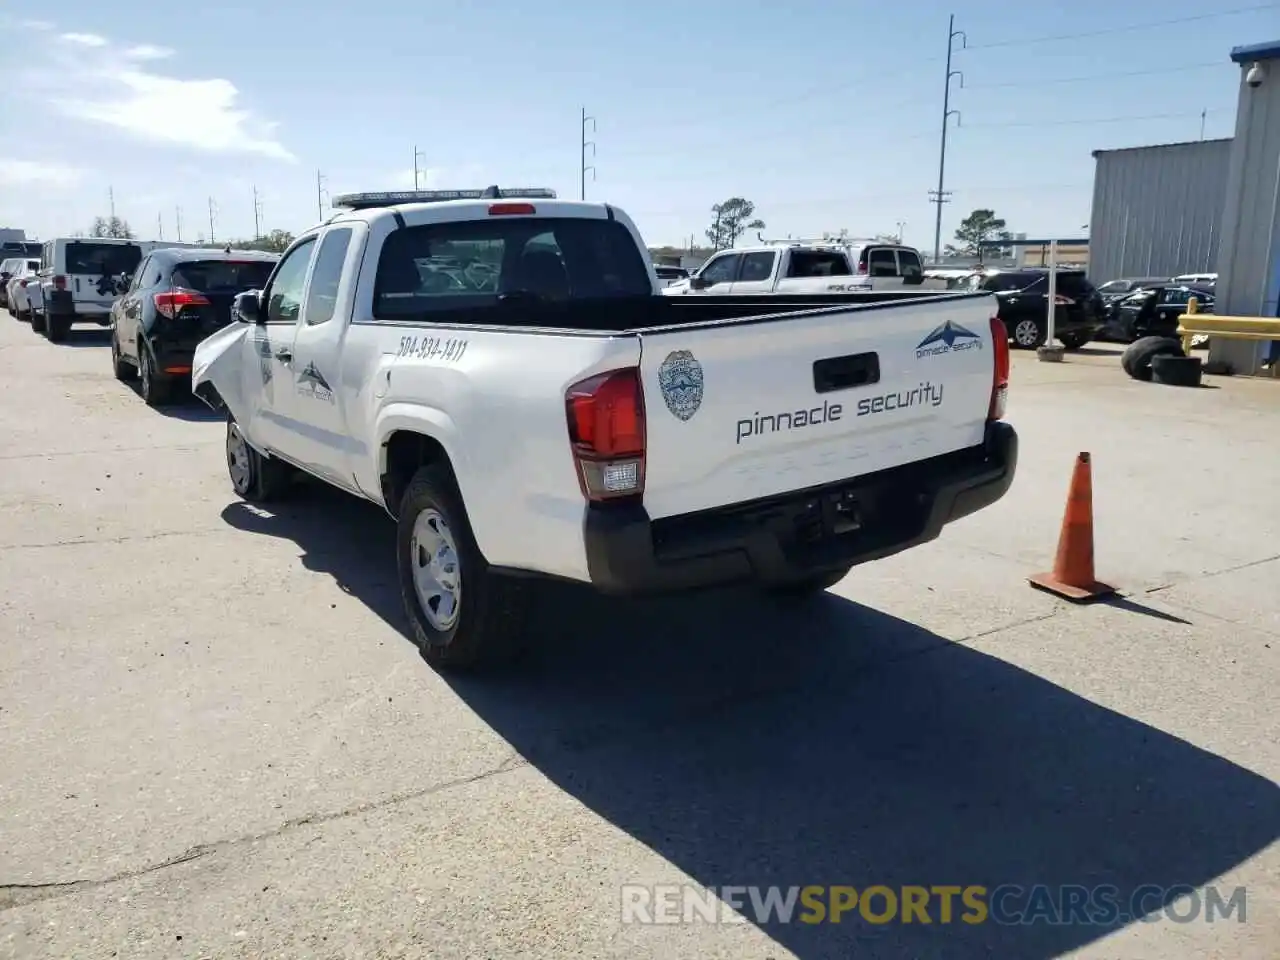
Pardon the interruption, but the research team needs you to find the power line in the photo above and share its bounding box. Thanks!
[965,2,1280,50]
[962,62,1224,89]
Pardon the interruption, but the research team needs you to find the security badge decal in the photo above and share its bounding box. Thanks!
[657,350,704,422]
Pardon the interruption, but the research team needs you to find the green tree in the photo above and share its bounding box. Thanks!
[89,216,135,239]
[705,198,765,251]
[223,229,295,253]
[947,209,1010,256]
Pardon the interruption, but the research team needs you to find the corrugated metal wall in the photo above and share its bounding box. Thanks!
[1208,51,1280,374]
[1087,139,1232,283]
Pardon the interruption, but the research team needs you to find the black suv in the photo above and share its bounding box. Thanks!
[977,269,1105,350]
[108,247,279,406]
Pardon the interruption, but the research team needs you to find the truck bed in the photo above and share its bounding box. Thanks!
[375,290,989,334]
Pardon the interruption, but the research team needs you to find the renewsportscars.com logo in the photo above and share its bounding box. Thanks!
[917,320,983,359]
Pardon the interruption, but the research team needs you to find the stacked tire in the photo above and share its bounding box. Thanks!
[1121,336,1202,386]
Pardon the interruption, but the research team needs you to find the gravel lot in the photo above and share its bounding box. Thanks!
[0,320,1277,960]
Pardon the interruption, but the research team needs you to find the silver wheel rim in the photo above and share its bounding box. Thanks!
[410,508,462,631]
[1014,319,1039,346]
[226,423,252,491]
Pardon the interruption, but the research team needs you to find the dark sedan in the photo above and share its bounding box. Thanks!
[109,247,279,406]
[1111,283,1215,342]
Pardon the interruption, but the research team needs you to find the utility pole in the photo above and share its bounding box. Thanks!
[208,197,217,244]
[1199,109,1207,140]
[316,169,327,221]
[108,186,116,221]
[930,14,966,263]
[580,107,596,201]
[253,185,263,239]
[413,145,427,189]
[157,212,163,240]
[175,206,183,242]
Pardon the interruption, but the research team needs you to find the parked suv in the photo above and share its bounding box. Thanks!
[976,268,1105,350]
[109,246,279,406]
[35,237,148,341]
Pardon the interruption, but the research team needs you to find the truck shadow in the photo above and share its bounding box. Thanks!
[221,488,1280,960]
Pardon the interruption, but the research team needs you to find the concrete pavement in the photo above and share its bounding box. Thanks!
[0,321,1276,959]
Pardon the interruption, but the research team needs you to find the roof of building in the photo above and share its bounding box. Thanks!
[1091,137,1233,158]
[1230,39,1280,64]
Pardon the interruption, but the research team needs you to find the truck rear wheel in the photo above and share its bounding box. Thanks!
[766,566,851,602]
[396,464,529,671]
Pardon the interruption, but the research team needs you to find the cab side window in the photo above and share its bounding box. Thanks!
[698,253,741,286]
[303,228,353,326]
[737,252,776,283]
[265,238,318,324]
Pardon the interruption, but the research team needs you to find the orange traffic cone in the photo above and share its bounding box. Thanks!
[1028,452,1116,602]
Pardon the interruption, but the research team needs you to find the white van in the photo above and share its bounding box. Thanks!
[34,237,198,341]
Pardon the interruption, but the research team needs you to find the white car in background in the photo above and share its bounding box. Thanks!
[4,258,41,320]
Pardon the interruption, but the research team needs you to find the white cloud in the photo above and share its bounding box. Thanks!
[0,159,85,188]
[18,32,294,162]
[123,44,174,61]
[60,32,107,46]
[19,19,55,30]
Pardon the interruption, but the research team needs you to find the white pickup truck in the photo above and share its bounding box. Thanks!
[665,240,949,296]
[193,187,1017,671]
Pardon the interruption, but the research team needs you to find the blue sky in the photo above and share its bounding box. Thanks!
[1,0,1275,253]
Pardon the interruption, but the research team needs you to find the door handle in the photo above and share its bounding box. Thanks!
[275,349,292,363]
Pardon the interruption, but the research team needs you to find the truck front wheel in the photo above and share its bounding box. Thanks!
[396,464,528,671]
[226,417,292,502]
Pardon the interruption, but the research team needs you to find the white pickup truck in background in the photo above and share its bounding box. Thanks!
[664,239,949,296]
[193,187,1017,672]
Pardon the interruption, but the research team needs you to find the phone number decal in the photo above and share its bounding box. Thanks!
[396,336,469,362]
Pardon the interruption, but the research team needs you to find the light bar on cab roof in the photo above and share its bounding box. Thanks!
[331,186,558,210]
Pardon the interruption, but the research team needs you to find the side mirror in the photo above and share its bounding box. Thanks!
[689,275,711,290]
[234,289,263,324]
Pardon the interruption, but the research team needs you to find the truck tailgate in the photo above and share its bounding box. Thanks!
[637,294,997,520]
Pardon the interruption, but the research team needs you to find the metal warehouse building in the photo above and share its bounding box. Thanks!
[1088,139,1232,283]
[1088,39,1280,374]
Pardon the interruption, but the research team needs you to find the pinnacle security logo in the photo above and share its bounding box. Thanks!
[296,361,334,402]
[916,320,983,359]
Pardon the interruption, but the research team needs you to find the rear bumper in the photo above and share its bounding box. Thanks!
[47,292,110,324]
[583,420,1018,596]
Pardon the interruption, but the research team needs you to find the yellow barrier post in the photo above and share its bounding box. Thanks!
[1182,297,1199,355]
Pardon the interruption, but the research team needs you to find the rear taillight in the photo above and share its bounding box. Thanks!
[154,288,210,319]
[53,274,66,290]
[989,316,1010,421]
[565,368,646,501]
[855,262,867,275]
[19,279,28,288]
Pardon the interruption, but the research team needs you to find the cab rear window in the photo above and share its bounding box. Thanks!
[65,242,142,276]
[373,218,652,317]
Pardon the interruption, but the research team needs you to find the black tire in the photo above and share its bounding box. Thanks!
[111,328,136,382]
[397,463,529,671]
[138,345,173,406]
[1121,336,1184,382]
[16,308,29,323]
[1151,354,1203,387]
[1058,332,1090,351]
[766,566,851,602]
[45,314,70,343]
[30,311,45,334]
[1009,317,1046,350]
[225,416,292,502]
